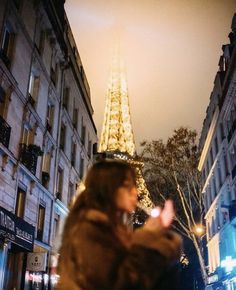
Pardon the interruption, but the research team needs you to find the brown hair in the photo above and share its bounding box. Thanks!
[73,160,136,223]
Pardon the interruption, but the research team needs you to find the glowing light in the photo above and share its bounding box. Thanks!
[194,224,205,236]
[99,46,135,156]
[98,45,153,211]
[150,208,161,218]
[44,274,49,285]
[221,256,236,272]
[50,274,60,286]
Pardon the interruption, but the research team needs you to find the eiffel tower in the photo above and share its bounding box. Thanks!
[98,47,153,212]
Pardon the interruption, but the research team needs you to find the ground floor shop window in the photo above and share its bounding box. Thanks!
[25,271,49,290]
[3,244,26,290]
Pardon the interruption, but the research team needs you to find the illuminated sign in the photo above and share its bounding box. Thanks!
[27,253,47,272]
[0,206,34,251]
[208,274,218,284]
[221,256,236,272]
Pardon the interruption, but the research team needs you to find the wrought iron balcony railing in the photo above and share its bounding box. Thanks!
[19,144,43,175]
[0,115,11,148]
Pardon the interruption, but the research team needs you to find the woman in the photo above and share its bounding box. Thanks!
[57,160,182,290]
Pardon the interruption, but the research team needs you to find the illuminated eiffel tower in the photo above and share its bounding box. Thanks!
[99,47,153,211]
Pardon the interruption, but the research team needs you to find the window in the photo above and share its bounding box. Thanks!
[63,87,69,110]
[57,167,63,199]
[212,178,217,200]
[68,182,74,207]
[218,166,222,189]
[223,154,229,177]
[42,153,51,173]
[22,127,34,145]
[214,136,218,156]
[0,86,7,117]
[1,25,15,67]
[81,120,86,145]
[88,140,92,158]
[210,147,213,167]
[71,140,76,167]
[73,108,78,129]
[53,215,60,240]
[51,64,59,87]
[42,153,51,188]
[38,30,45,55]
[220,123,225,141]
[37,204,45,241]
[28,72,40,105]
[80,157,84,179]
[15,188,26,218]
[46,102,54,133]
[60,123,66,151]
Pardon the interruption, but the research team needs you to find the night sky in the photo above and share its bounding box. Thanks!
[65,0,236,151]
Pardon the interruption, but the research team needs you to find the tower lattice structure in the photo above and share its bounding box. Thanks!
[99,48,153,210]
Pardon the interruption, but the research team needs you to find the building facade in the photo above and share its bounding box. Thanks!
[198,14,236,290]
[0,0,97,289]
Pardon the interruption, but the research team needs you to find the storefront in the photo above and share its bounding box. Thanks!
[0,205,35,290]
[25,251,49,290]
[206,268,236,290]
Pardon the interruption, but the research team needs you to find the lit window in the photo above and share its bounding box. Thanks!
[28,72,40,105]
[15,188,26,218]
[37,204,45,241]
[46,102,54,133]
[0,25,15,67]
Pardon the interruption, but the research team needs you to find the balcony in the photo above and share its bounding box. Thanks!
[227,119,236,143]
[0,115,11,148]
[229,200,236,223]
[19,144,43,175]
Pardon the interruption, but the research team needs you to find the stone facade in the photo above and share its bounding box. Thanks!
[0,0,97,289]
[198,14,236,290]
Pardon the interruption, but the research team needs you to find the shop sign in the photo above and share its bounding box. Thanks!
[27,252,47,272]
[0,206,35,251]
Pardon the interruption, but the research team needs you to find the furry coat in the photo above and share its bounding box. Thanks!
[56,209,182,290]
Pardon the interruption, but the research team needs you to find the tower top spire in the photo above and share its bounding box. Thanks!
[99,45,136,156]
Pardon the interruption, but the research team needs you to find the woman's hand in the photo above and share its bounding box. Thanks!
[144,200,175,231]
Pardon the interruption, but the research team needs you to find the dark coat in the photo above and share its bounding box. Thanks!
[56,209,182,290]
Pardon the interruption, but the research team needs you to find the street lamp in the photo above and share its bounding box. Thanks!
[194,224,205,237]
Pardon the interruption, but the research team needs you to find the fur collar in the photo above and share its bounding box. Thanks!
[84,209,110,224]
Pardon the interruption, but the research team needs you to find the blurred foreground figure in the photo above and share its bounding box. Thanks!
[56,160,182,290]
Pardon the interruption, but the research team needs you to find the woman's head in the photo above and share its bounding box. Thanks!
[79,160,137,217]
